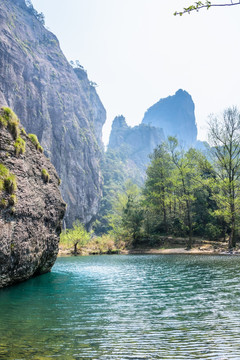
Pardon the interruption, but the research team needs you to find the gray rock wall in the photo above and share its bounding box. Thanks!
[0,109,65,288]
[0,0,106,227]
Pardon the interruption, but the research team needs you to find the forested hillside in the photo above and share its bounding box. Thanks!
[95,107,240,251]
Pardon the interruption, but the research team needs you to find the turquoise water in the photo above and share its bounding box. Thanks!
[1,255,240,359]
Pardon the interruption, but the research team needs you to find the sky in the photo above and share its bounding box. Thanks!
[31,0,240,145]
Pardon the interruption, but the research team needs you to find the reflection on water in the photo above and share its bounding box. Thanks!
[1,255,240,359]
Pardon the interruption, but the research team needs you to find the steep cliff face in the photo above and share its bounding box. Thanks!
[108,116,164,178]
[0,0,106,227]
[142,89,197,147]
[0,108,65,288]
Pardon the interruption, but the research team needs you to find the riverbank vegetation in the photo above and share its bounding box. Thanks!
[60,107,240,254]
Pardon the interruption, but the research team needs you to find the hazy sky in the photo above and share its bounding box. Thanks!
[31,0,240,145]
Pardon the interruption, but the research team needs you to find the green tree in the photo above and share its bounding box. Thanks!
[144,143,174,234]
[168,138,205,249]
[190,150,221,239]
[109,180,143,245]
[208,107,240,249]
[60,220,91,255]
[93,149,128,235]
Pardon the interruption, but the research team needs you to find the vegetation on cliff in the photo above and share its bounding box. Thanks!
[0,0,106,228]
[0,107,65,288]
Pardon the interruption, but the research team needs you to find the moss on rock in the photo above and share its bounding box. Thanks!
[41,168,50,183]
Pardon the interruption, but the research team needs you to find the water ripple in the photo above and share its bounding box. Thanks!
[0,255,240,359]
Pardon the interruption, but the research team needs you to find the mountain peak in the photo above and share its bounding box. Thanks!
[112,115,128,130]
[142,89,197,146]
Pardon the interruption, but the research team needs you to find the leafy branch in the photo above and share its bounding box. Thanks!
[174,1,240,16]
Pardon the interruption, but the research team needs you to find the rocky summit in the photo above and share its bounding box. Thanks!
[108,115,165,182]
[142,89,198,147]
[0,0,106,227]
[0,108,66,288]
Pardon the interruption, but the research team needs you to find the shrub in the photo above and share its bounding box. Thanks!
[9,194,17,206]
[1,107,20,139]
[28,133,39,148]
[0,164,9,179]
[14,136,26,156]
[0,164,9,193]
[4,175,17,194]
[0,115,7,127]
[21,127,27,136]
[60,220,91,255]
[0,199,7,209]
[28,133,43,152]
[41,168,50,183]
[8,120,19,139]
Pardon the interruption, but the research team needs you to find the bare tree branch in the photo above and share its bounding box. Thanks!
[174,1,240,16]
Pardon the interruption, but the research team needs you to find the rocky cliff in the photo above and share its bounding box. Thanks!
[0,108,65,288]
[0,0,106,227]
[108,116,164,179]
[142,89,197,147]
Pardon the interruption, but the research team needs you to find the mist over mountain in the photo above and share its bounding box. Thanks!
[107,89,199,184]
[108,115,165,179]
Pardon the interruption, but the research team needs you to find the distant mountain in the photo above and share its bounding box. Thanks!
[96,91,203,234]
[142,89,197,147]
[108,115,165,181]
[107,89,199,184]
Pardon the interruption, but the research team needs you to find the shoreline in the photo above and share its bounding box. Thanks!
[58,242,240,257]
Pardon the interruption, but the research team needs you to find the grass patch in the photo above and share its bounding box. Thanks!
[0,115,7,127]
[0,164,9,193]
[41,168,50,183]
[28,133,44,153]
[9,194,17,206]
[28,133,39,148]
[14,136,26,156]
[0,164,9,179]
[0,164,17,209]
[4,175,17,194]
[21,127,27,136]
[0,107,20,139]
[0,199,7,209]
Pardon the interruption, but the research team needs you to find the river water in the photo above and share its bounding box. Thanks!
[0,255,240,359]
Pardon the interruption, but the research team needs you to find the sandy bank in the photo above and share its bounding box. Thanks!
[58,240,240,257]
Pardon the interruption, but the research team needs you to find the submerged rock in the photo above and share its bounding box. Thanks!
[0,108,66,288]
